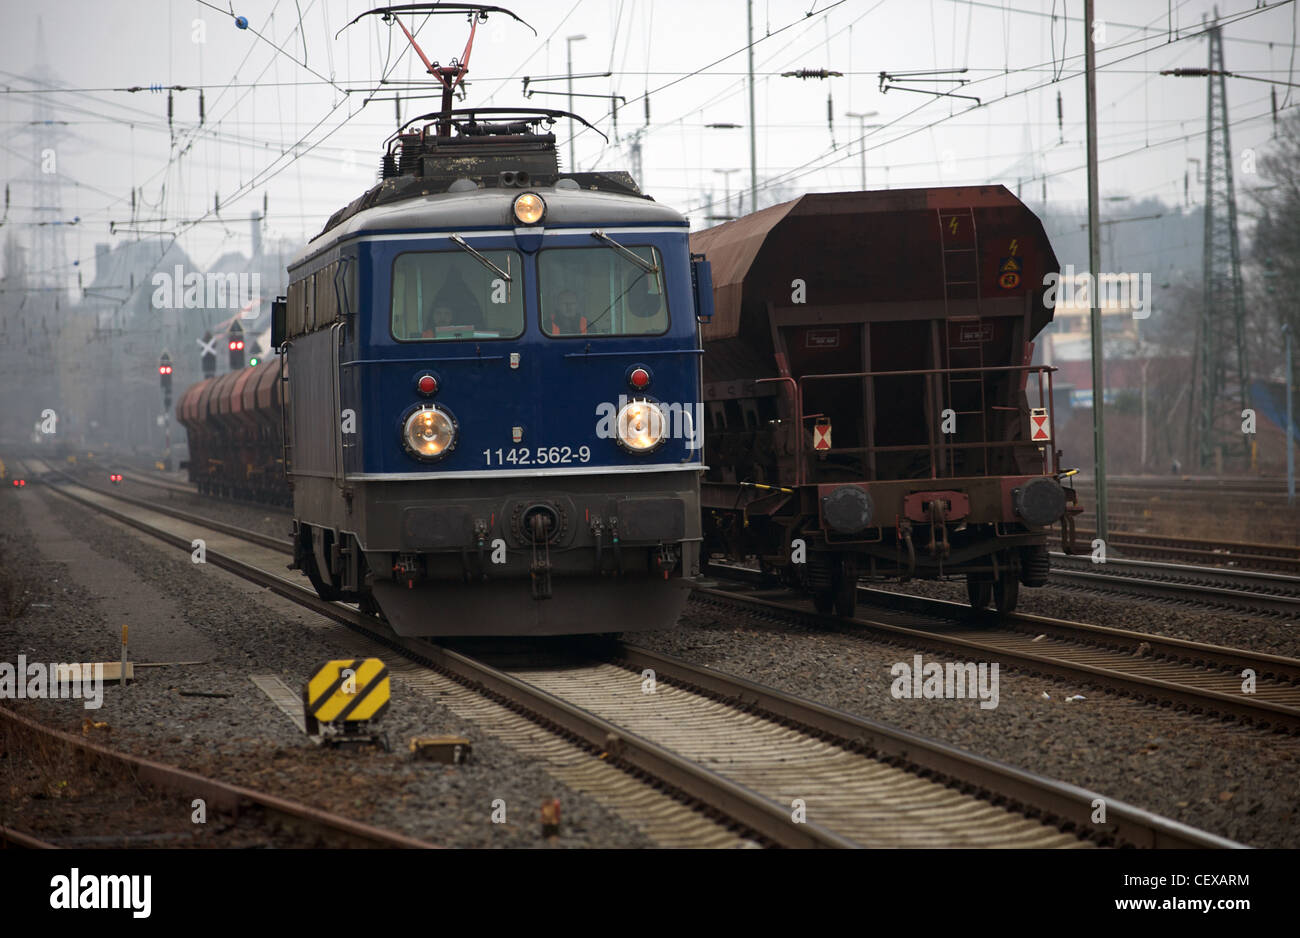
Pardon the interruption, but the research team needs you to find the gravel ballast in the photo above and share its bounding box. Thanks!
[27,469,1300,848]
[634,595,1299,848]
[0,483,654,848]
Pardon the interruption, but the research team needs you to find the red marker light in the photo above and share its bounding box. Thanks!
[417,374,437,395]
[629,367,651,390]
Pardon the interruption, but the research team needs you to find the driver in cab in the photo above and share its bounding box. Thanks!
[548,288,589,335]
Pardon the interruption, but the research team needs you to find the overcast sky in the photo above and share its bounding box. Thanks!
[2,0,1296,285]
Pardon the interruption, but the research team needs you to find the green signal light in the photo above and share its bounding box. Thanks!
[249,357,259,366]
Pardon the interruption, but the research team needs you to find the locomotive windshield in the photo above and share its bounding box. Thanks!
[391,249,524,341]
[539,246,669,337]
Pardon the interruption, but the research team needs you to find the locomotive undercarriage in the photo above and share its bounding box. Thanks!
[290,472,702,636]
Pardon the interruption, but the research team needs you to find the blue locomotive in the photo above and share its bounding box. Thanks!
[269,100,712,636]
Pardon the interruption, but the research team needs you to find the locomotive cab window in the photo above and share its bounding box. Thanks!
[390,249,524,341]
[539,245,669,337]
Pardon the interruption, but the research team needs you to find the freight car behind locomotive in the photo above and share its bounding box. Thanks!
[176,358,285,503]
[693,186,1079,616]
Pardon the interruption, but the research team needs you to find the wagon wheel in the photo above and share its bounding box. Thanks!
[832,558,857,618]
[993,571,1020,616]
[966,574,992,611]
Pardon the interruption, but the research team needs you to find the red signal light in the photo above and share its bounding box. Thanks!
[12,479,25,487]
[229,340,244,351]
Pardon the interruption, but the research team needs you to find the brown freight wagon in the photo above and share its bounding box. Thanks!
[175,359,286,503]
[692,185,1081,616]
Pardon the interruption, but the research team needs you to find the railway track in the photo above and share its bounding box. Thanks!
[1074,476,1297,498]
[0,706,432,849]
[12,456,1241,848]
[116,468,205,499]
[1074,515,1300,546]
[1073,529,1300,574]
[701,567,1300,734]
[1048,552,1300,619]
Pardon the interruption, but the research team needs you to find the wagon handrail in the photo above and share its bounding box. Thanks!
[799,363,1056,382]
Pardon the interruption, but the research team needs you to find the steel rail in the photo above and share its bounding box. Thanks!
[0,707,434,849]
[613,644,1243,849]
[698,570,1300,733]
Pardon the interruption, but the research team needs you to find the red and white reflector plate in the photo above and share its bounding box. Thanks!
[1030,408,1051,442]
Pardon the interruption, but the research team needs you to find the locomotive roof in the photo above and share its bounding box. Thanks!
[290,181,686,271]
[690,185,1060,341]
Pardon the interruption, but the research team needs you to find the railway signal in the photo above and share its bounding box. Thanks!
[200,331,217,379]
[228,321,245,370]
[158,351,173,409]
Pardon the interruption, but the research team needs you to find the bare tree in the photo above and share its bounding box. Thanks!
[1247,108,1300,382]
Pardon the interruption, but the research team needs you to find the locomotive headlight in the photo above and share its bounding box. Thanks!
[513,192,545,225]
[402,404,458,460]
[616,399,667,453]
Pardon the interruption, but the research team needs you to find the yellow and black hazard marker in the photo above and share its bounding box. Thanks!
[303,658,391,748]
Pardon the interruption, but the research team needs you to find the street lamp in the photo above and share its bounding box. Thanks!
[566,34,587,172]
[845,110,880,190]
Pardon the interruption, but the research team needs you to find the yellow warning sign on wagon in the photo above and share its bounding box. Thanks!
[305,658,390,725]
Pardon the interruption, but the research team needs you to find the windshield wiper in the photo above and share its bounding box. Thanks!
[590,230,659,273]
[449,233,512,282]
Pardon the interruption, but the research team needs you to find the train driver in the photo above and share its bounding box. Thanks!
[549,288,588,335]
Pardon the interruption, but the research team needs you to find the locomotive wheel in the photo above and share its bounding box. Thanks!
[994,572,1020,615]
[813,588,835,615]
[966,575,992,611]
